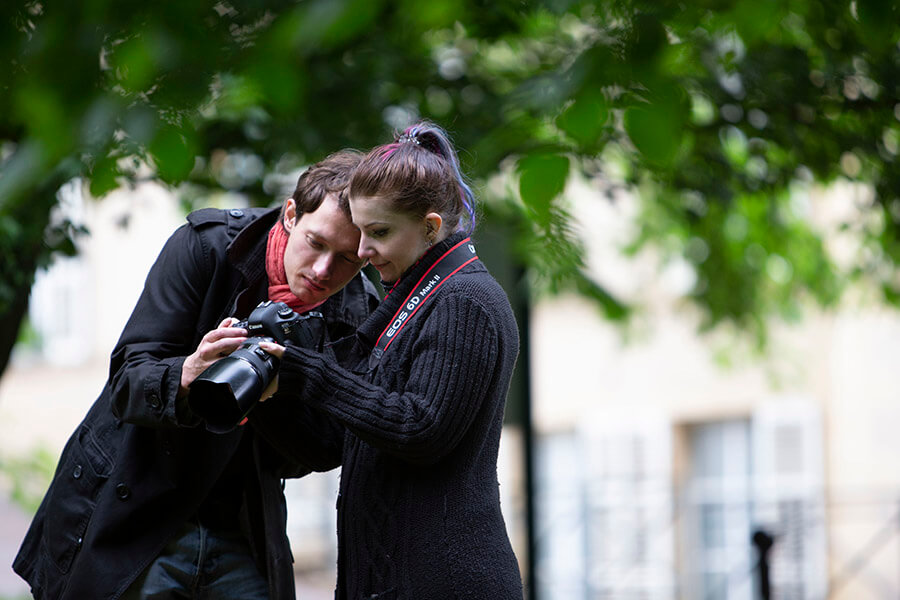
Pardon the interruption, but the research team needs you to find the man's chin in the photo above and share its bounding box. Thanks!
[289,288,326,307]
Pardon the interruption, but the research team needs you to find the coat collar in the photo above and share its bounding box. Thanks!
[226,207,280,288]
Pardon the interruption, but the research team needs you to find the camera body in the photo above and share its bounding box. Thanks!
[188,301,325,433]
[238,300,325,349]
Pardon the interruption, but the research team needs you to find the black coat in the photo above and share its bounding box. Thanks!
[276,232,524,600]
[13,207,379,600]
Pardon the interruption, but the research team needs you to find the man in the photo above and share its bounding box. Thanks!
[13,150,379,600]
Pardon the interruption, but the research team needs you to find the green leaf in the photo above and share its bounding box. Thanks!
[272,0,382,53]
[88,154,120,198]
[854,0,898,51]
[628,13,668,64]
[624,102,683,167]
[245,60,306,114]
[557,88,608,148]
[110,35,158,93]
[15,84,71,160]
[517,153,570,224]
[399,0,465,29]
[149,125,197,183]
[729,0,783,46]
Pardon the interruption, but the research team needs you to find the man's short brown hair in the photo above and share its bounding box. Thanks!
[289,149,364,221]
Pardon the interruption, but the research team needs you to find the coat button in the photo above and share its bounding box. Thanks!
[72,465,83,479]
[148,393,161,409]
[116,483,131,500]
[229,209,244,218]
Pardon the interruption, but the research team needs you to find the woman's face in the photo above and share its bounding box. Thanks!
[350,195,438,283]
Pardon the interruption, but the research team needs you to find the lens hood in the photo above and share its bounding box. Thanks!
[188,339,278,433]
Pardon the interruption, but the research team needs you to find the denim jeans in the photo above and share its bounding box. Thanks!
[121,518,270,600]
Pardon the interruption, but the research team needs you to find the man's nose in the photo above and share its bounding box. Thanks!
[312,254,334,279]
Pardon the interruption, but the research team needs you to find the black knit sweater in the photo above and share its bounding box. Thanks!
[279,232,523,600]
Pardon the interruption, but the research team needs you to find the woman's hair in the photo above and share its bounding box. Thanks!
[350,121,476,234]
[289,148,364,220]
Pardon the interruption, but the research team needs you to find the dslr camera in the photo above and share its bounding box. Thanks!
[188,300,325,433]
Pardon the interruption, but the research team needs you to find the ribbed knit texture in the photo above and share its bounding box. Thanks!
[279,232,523,599]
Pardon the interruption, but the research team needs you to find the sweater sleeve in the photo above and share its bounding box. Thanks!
[248,391,345,474]
[107,223,210,428]
[278,293,500,465]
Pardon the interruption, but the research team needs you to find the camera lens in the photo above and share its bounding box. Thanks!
[188,338,278,433]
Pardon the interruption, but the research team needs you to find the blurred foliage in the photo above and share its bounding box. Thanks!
[1,0,900,361]
[0,446,56,514]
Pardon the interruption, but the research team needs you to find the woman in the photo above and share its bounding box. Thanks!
[263,121,523,599]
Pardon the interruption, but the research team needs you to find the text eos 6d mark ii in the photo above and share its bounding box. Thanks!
[188,300,325,433]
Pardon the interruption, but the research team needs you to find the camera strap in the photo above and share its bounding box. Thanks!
[368,237,478,369]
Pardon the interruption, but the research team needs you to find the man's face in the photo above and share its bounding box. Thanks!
[282,193,365,305]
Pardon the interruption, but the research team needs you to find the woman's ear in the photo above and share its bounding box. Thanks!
[424,212,443,240]
[282,198,297,231]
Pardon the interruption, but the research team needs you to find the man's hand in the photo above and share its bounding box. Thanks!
[179,318,247,397]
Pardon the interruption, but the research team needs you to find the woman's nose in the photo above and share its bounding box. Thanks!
[357,237,375,260]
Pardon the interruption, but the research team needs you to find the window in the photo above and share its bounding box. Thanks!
[535,410,675,599]
[682,401,826,600]
[682,420,754,600]
[752,400,827,599]
[535,431,589,599]
[27,180,93,366]
[534,402,825,600]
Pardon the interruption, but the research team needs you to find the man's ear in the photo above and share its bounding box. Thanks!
[282,198,297,231]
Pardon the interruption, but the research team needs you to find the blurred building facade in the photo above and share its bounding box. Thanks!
[0,179,898,599]
[529,179,900,599]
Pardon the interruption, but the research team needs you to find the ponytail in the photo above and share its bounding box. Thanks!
[352,121,477,234]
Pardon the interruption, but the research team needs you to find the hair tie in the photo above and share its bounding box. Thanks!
[397,133,420,145]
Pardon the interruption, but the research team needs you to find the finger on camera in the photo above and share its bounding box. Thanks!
[257,341,285,359]
[208,325,247,342]
[207,336,246,356]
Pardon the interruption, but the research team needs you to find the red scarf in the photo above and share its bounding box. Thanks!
[265,224,327,313]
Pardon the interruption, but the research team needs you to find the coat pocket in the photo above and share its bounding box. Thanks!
[42,424,112,574]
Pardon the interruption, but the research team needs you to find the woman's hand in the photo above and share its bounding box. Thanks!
[237,340,286,425]
[255,340,285,406]
[257,340,285,360]
[179,317,247,397]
